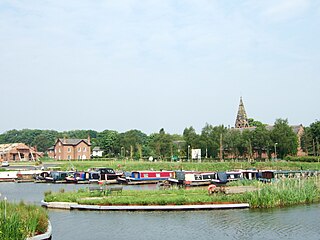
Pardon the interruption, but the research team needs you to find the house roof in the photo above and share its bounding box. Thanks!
[0,143,37,153]
[93,147,102,151]
[57,138,91,146]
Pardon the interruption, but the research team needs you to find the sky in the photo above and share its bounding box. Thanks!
[0,0,319,135]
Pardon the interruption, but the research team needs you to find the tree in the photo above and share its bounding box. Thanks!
[251,123,271,159]
[300,127,313,155]
[148,128,173,160]
[31,130,58,152]
[224,129,242,159]
[96,130,119,157]
[309,121,320,156]
[248,118,264,127]
[118,130,148,159]
[270,119,298,158]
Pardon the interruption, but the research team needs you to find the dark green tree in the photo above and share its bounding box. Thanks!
[270,119,298,158]
[96,130,119,157]
[252,123,271,159]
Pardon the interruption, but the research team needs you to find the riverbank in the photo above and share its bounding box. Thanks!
[0,200,49,240]
[43,178,320,209]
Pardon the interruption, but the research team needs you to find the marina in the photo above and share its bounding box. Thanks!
[1,182,320,240]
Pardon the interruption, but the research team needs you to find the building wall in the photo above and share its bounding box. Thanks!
[0,143,40,162]
[53,140,91,160]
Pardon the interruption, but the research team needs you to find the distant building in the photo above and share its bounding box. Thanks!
[50,137,91,160]
[235,97,250,128]
[47,146,55,159]
[228,97,306,158]
[92,147,104,157]
[0,143,42,162]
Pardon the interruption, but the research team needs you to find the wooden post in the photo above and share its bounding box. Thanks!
[219,134,223,162]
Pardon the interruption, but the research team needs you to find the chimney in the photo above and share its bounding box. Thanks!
[87,135,91,145]
[63,136,66,144]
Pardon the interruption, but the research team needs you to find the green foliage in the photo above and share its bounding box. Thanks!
[271,119,299,158]
[243,178,320,208]
[285,156,320,162]
[1,119,320,161]
[96,130,119,157]
[148,129,173,160]
[0,201,48,240]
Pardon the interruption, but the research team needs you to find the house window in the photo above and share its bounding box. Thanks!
[55,149,56,153]
[68,155,71,160]
[58,148,61,153]
[78,155,81,160]
[68,147,71,153]
[83,147,86,152]
[78,147,81,152]
[58,156,61,160]
[59,142,61,146]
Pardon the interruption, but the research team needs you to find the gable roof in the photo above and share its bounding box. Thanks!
[0,143,37,153]
[92,147,102,151]
[56,138,91,146]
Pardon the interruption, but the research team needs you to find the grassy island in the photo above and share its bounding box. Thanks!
[44,178,320,209]
[0,201,49,240]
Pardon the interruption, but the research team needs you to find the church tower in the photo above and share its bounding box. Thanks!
[235,97,249,128]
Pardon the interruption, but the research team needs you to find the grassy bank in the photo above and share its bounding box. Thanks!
[44,178,320,209]
[42,159,320,172]
[0,201,48,240]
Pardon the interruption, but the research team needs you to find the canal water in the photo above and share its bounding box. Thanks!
[1,182,320,240]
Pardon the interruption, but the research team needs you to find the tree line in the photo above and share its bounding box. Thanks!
[0,119,319,160]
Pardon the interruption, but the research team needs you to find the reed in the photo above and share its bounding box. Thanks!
[243,178,320,208]
[0,201,48,240]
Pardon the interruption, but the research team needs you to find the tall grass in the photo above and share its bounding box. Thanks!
[243,178,320,208]
[0,201,48,240]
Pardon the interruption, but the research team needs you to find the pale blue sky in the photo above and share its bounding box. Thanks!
[0,0,319,134]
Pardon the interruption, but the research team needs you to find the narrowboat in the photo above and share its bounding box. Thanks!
[120,170,174,184]
[241,169,259,180]
[45,171,68,183]
[210,172,228,185]
[258,170,320,183]
[34,171,51,183]
[66,171,101,184]
[167,171,228,187]
[226,170,242,182]
[15,170,42,183]
[0,171,18,182]
[184,172,217,186]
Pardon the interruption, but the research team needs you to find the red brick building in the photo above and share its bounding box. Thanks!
[0,143,42,162]
[49,137,91,160]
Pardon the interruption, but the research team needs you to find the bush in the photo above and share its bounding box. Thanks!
[285,156,320,162]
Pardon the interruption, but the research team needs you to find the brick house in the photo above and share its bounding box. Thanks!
[50,137,91,160]
[0,143,42,162]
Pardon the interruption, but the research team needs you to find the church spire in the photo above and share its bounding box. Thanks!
[235,97,249,128]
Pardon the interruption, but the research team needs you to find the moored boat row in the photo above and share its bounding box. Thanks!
[1,168,319,185]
